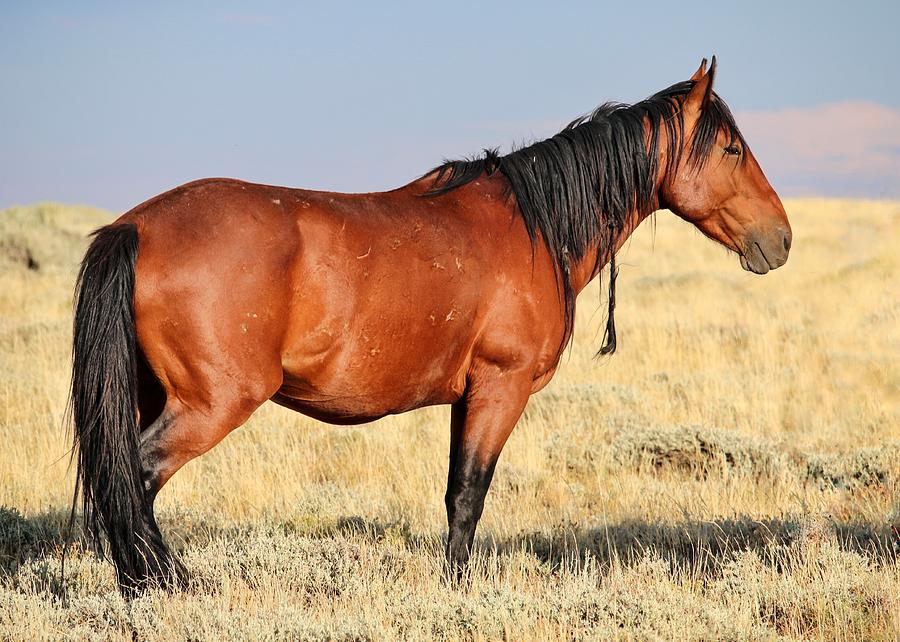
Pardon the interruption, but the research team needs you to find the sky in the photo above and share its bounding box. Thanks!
[2,1,899,212]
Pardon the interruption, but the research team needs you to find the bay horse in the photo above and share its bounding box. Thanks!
[69,57,791,594]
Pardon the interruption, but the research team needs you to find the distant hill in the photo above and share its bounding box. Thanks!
[0,203,112,275]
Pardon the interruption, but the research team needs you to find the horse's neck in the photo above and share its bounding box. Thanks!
[567,128,666,294]
[567,205,657,295]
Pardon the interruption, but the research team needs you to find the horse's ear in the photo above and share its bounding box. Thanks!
[690,58,707,82]
[685,55,717,113]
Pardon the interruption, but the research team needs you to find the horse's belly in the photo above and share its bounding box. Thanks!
[275,331,470,424]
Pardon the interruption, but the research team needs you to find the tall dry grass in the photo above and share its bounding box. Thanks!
[1,199,898,640]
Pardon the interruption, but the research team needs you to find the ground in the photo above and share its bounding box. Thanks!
[1,199,898,640]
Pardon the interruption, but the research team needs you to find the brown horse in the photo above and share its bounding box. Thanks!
[69,57,791,594]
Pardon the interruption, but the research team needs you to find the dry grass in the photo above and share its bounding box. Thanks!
[1,199,898,640]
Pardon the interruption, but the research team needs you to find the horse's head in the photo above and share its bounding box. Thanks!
[660,57,791,275]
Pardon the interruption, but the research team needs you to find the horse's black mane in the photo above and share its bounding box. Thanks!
[425,79,745,355]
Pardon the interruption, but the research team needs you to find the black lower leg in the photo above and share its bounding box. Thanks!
[445,457,497,580]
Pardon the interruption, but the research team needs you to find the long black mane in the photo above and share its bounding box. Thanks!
[426,80,745,355]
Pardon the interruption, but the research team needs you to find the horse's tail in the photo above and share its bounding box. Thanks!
[69,223,181,595]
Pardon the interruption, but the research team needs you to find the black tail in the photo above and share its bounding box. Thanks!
[70,223,182,595]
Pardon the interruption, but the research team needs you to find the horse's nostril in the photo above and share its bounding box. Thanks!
[783,234,791,252]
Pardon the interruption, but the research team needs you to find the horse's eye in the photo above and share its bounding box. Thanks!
[724,145,742,156]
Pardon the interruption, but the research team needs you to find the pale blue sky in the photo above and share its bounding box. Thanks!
[2,1,898,211]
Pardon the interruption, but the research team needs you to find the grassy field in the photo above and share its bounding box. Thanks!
[1,199,898,640]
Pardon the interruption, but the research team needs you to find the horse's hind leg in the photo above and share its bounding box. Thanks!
[134,369,282,587]
[140,398,258,495]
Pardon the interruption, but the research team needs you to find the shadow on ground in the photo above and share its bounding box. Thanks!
[488,516,898,574]
[3,505,897,586]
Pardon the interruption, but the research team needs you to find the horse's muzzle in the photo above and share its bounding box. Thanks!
[739,226,791,275]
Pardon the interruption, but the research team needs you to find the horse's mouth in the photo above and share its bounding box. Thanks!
[739,251,769,275]
[739,240,787,275]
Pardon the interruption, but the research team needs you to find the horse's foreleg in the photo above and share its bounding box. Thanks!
[444,375,530,580]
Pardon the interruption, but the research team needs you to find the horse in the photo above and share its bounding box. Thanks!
[69,56,791,595]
